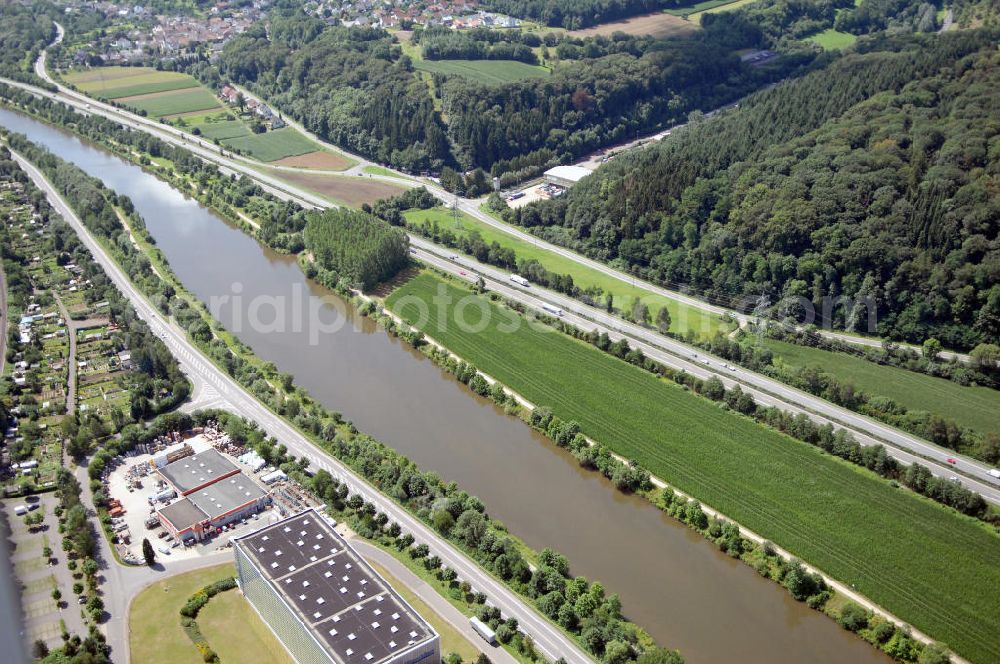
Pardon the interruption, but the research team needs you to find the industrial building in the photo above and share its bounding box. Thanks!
[233,509,440,664]
[158,472,270,542]
[543,165,592,188]
[155,447,270,542]
[157,448,240,495]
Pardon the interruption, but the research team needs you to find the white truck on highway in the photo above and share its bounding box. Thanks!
[988,468,1000,480]
[470,616,497,645]
[510,274,530,287]
[541,303,564,317]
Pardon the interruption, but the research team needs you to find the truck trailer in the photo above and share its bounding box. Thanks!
[470,616,497,646]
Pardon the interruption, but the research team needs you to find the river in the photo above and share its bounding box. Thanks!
[0,107,888,664]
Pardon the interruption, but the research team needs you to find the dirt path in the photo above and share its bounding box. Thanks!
[0,259,7,377]
[53,294,77,414]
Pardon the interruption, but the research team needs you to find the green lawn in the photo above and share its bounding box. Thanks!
[807,29,858,50]
[413,59,550,84]
[198,587,296,664]
[126,88,222,118]
[64,67,199,99]
[222,127,318,162]
[129,563,234,664]
[363,165,400,177]
[764,338,1000,438]
[406,207,730,338]
[387,272,1000,664]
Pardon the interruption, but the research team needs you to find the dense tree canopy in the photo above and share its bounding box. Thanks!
[513,31,1000,349]
[304,209,410,289]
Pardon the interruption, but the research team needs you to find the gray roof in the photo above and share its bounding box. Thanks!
[158,498,207,532]
[159,448,238,494]
[188,474,268,519]
[234,509,435,664]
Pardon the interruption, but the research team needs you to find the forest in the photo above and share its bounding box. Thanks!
[218,14,451,172]
[0,2,55,84]
[303,208,410,289]
[511,30,1000,349]
[217,7,801,174]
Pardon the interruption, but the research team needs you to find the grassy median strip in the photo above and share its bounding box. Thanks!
[386,271,1000,664]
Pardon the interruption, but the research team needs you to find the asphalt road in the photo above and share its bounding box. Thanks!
[9,63,996,501]
[11,149,595,664]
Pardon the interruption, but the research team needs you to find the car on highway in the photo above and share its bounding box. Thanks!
[947,457,957,465]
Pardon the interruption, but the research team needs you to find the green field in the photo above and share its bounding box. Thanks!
[198,586,295,664]
[222,127,318,161]
[129,564,234,664]
[807,29,858,50]
[194,119,250,141]
[665,0,757,17]
[363,165,399,177]
[63,67,199,99]
[126,88,223,118]
[764,338,1000,438]
[387,272,1000,664]
[413,59,550,84]
[407,207,730,338]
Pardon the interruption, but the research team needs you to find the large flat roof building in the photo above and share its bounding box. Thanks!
[158,448,239,495]
[543,165,592,188]
[233,509,439,664]
[158,472,270,541]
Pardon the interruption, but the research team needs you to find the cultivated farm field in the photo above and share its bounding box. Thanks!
[275,171,407,207]
[121,87,222,118]
[63,66,198,99]
[413,59,549,84]
[387,272,1000,664]
[221,127,318,162]
[764,338,1000,438]
[568,11,697,38]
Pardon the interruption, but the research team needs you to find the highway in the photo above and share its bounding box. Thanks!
[7,57,997,501]
[10,148,595,664]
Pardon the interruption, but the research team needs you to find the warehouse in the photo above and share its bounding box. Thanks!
[158,448,240,495]
[233,509,439,664]
[543,165,592,189]
[158,472,270,542]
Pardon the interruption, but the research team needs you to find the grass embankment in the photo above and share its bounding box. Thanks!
[406,207,730,339]
[386,271,1000,664]
[764,338,1000,438]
